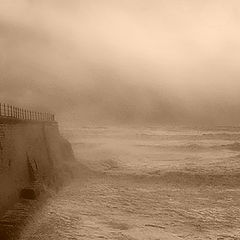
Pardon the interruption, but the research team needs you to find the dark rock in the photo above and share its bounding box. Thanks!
[20,188,37,200]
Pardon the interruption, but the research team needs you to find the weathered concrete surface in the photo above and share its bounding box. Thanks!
[0,122,76,214]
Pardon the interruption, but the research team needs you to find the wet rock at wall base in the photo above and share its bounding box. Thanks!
[20,188,38,200]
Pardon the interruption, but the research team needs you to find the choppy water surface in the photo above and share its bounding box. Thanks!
[20,126,240,239]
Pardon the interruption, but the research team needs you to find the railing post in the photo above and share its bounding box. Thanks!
[3,104,5,116]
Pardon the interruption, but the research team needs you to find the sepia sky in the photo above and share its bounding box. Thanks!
[1,0,240,125]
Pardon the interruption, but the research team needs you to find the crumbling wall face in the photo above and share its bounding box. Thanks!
[0,124,28,213]
[0,123,73,213]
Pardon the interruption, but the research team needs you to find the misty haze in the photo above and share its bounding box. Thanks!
[0,1,240,240]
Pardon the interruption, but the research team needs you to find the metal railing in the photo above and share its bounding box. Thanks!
[0,103,55,122]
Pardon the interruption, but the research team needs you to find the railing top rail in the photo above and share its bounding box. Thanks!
[0,103,55,122]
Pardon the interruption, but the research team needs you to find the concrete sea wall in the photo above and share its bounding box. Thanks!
[0,121,76,214]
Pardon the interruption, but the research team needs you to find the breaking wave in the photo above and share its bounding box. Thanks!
[137,143,209,151]
[215,142,240,151]
[137,142,240,152]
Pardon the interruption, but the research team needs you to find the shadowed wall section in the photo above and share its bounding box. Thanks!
[0,122,76,213]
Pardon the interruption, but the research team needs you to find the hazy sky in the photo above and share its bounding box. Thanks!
[1,0,240,125]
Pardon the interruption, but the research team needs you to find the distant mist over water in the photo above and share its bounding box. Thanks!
[1,0,240,125]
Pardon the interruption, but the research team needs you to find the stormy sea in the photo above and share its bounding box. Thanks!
[20,126,240,240]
